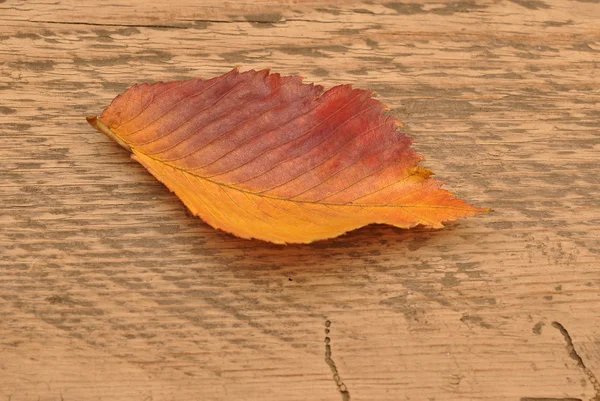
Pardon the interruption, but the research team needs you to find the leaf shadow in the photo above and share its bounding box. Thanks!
[187,221,464,276]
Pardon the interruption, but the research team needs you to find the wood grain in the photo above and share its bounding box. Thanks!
[1,1,599,400]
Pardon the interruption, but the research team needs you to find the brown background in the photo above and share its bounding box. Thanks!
[1,1,599,400]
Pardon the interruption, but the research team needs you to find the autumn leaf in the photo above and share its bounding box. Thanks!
[87,68,488,244]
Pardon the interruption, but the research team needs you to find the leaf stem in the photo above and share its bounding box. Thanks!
[86,116,132,152]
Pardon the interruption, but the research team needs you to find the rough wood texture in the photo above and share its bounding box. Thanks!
[1,1,599,400]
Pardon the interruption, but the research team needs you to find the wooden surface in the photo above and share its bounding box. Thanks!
[1,1,599,400]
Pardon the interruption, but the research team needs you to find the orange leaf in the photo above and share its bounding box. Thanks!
[87,68,488,244]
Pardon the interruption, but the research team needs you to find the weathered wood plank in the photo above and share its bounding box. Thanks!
[1,1,599,400]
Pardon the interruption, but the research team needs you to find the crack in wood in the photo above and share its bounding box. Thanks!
[520,398,582,401]
[551,322,600,401]
[13,19,191,29]
[0,17,338,29]
[324,320,351,401]
[3,18,281,29]
[521,322,599,401]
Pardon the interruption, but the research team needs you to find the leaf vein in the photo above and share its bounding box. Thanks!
[113,80,189,130]
[134,77,253,147]
[236,103,382,188]
[205,89,367,179]
[122,71,235,138]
